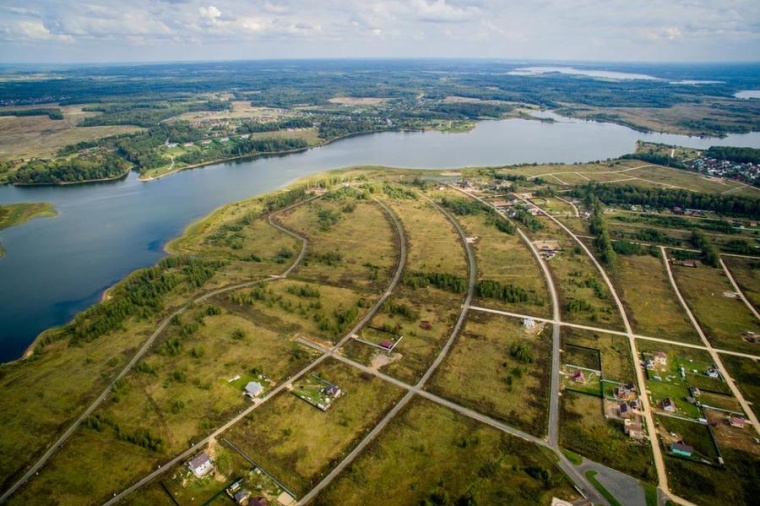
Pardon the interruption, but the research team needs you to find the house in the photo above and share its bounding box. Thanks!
[250,498,270,506]
[326,385,342,397]
[689,387,701,398]
[245,381,264,398]
[619,402,633,419]
[729,417,746,429]
[670,443,694,457]
[653,352,668,367]
[706,368,720,379]
[624,419,645,439]
[187,452,213,478]
[613,383,636,401]
[662,397,676,412]
[233,488,252,505]
[572,370,586,384]
[523,318,536,329]
[682,259,700,268]
[380,340,394,349]
[277,492,297,506]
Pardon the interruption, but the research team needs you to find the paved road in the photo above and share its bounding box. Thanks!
[661,247,760,437]
[720,258,760,320]
[99,197,408,506]
[578,459,646,506]
[517,195,679,505]
[0,197,317,505]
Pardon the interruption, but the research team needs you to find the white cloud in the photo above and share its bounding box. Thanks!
[411,0,479,23]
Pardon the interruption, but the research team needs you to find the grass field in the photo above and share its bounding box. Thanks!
[0,202,57,230]
[454,211,551,317]
[428,311,551,437]
[278,198,397,292]
[0,317,159,490]
[528,216,623,329]
[665,447,759,505]
[560,391,655,482]
[562,328,635,384]
[313,398,580,506]
[657,416,719,461]
[721,355,760,419]
[671,262,760,354]
[6,429,159,506]
[0,105,142,162]
[723,256,760,311]
[224,359,404,495]
[612,253,700,343]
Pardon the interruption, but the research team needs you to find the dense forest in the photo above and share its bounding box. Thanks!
[706,146,760,164]
[9,151,131,184]
[571,183,760,218]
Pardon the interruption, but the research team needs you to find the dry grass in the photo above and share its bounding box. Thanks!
[723,256,760,311]
[428,311,551,436]
[0,105,142,160]
[671,263,760,354]
[327,97,390,105]
[314,397,579,506]
[225,358,404,495]
[612,254,700,343]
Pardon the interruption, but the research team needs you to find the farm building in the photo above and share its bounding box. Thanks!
[624,419,645,439]
[670,443,694,457]
[245,381,264,398]
[187,452,214,478]
[706,368,720,379]
[613,383,636,401]
[618,402,633,419]
[662,397,676,412]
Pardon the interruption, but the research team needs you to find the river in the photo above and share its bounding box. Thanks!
[2,114,760,361]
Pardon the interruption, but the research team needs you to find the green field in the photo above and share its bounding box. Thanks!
[0,202,57,231]
[671,262,760,354]
[723,256,760,311]
[313,398,580,506]
[429,310,551,437]
[224,359,404,495]
[560,391,655,482]
[562,327,636,384]
[612,253,699,343]
[721,355,760,419]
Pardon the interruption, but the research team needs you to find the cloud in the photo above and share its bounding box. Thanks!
[0,0,757,62]
[411,0,479,23]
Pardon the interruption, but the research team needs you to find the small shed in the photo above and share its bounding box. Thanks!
[670,443,694,457]
[572,370,586,384]
[245,381,264,398]
[729,417,746,429]
[662,397,676,412]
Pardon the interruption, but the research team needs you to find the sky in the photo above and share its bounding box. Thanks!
[0,0,759,63]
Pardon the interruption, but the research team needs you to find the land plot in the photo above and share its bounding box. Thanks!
[278,199,397,291]
[161,439,254,506]
[222,280,371,344]
[723,256,760,311]
[313,397,579,506]
[362,288,463,383]
[528,217,623,329]
[637,340,729,420]
[671,262,760,354]
[0,318,158,490]
[225,359,404,495]
[657,415,719,462]
[428,311,551,436]
[664,447,759,506]
[386,198,467,276]
[454,212,550,317]
[562,327,635,384]
[612,253,700,343]
[6,429,158,506]
[560,391,655,482]
[703,408,760,457]
[529,196,575,215]
[625,166,746,194]
[96,305,317,458]
[502,162,628,180]
[555,215,589,236]
[721,355,760,420]
[119,484,175,506]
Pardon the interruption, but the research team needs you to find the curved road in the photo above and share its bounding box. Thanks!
[0,196,316,505]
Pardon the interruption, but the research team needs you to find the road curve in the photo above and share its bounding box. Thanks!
[0,197,315,505]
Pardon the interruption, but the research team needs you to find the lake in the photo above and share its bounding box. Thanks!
[2,115,760,361]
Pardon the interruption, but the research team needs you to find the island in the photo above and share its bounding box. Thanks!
[0,157,758,506]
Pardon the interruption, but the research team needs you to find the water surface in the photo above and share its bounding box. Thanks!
[2,116,760,361]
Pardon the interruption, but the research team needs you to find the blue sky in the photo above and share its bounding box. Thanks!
[1,0,758,63]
